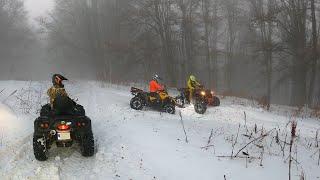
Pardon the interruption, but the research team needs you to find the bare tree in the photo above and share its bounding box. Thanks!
[277,0,308,106]
[0,0,35,79]
[249,0,278,110]
[200,0,220,89]
[307,0,318,107]
[222,0,239,93]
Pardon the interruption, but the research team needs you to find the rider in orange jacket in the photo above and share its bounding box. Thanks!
[149,75,164,92]
[149,74,164,103]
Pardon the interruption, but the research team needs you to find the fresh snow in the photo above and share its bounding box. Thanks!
[0,81,319,180]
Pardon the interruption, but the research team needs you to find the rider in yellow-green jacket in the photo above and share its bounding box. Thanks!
[187,75,201,102]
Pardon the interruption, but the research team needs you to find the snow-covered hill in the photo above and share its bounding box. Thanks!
[0,81,319,180]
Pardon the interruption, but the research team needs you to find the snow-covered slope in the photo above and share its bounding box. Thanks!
[0,81,319,180]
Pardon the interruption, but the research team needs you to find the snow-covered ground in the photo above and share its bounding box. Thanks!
[0,81,319,180]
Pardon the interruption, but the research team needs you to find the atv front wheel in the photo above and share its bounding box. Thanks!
[80,133,95,157]
[212,96,220,107]
[194,101,207,114]
[175,96,185,108]
[130,97,144,110]
[33,135,48,161]
[164,104,175,114]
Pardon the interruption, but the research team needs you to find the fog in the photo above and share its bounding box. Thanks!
[0,0,319,107]
[25,0,54,21]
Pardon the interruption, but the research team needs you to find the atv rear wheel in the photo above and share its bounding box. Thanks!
[164,104,175,114]
[33,135,48,161]
[212,96,220,107]
[80,133,95,157]
[130,97,144,110]
[75,104,85,116]
[194,101,207,114]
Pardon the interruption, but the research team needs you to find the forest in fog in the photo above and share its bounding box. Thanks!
[0,0,320,107]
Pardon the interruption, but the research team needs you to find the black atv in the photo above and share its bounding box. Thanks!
[175,86,220,114]
[33,96,94,161]
[130,87,176,114]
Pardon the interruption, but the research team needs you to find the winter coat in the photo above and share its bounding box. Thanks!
[149,80,164,93]
[187,78,200,90]
[47,85,69,106]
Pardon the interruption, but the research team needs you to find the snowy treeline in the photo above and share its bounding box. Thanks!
[0,0,319,107]
[40,0,320,107]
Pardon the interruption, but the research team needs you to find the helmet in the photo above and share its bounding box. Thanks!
[52,74,68,86]
[190,75,196,82]
[153,74,161,81]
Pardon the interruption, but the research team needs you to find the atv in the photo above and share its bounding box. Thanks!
[33,96,94,161]
[175,86,220,114]
[130,87,176,114]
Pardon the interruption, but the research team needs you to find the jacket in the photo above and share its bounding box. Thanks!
[187,78,200,90]
[47,85,69,106]
[149,80,164,92]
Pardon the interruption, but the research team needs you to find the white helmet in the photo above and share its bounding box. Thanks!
[153,74,161,81]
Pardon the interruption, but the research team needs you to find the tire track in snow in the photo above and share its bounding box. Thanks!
[0,85,121,179]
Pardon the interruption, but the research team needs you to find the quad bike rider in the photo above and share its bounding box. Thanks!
[149,74,165,104]
[33,74,94,161]
[175,75,220,114]
[187,75,201,103]
[130,74,176,114]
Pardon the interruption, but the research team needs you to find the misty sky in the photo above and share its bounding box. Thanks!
[24,0,54,23]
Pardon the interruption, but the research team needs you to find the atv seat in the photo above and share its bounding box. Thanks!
[40,95,85,117]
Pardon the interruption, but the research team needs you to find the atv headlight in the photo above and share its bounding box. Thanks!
[201,91,206,96]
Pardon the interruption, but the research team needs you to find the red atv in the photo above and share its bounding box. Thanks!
[175,85,220,114]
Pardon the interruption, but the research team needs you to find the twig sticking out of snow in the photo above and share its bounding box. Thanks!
[207,129,214,145]
[217,155,261,159]
[300,171,305,180]
[233,128,275,158]
[318,149,320,166]
[260,146,265,166]
[244,151,249,168]
[315,129,319,148]
[244,111,248,134]
[201,128,223,153]
[179,111,188,143]
[289,121,297,180]
[310,148,320,165]
[231,124,241,158]
[254,124,257,134]
[281,133,288,157]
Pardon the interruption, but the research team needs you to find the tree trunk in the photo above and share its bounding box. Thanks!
[291,64,307,106]
[308,0,318,107]
[225,0,236,93]
[212,2,218,89]
[266,50,272,110]
[202,0,212,88]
